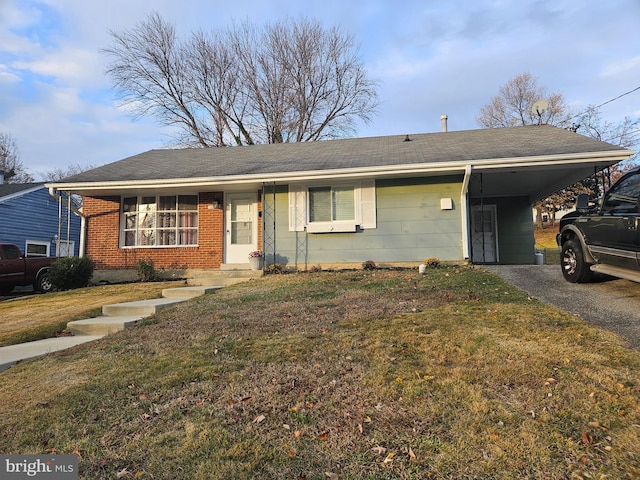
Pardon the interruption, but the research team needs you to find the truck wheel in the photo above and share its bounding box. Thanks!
[34,272,53,293]
[561,240,593,283]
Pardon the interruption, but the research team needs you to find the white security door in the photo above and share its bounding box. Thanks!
[471,205,498,263]
[225,193,258,264]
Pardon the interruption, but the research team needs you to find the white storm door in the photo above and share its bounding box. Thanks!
[225,193,258,264]
[471,205,498,263]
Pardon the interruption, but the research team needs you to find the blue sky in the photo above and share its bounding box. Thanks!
[1,0,639,178]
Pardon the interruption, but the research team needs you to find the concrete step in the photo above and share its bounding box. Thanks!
[102,297,186,317]
[161,285,223,299]
[0,335,104,372]
[187,268,263,286]
[67,316,143,336]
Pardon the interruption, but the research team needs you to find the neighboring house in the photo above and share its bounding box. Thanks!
[0,182,82,257]
[48,125,634,282]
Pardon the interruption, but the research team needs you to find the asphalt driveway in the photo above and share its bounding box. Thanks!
[485,264,640,350]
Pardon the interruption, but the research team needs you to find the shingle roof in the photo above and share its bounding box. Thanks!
[0,183,45,199]
[58,125,627,185]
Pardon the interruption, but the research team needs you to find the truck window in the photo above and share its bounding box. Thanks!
[601,173,640,214]
[2,244,21,260]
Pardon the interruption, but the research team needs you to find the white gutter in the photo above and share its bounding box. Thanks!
[48,187,86,257]
[461,165,472,260]
[47,150,633,194]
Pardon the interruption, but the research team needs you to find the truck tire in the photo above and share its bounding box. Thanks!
[34,271,53,293]
[561,239,594,283]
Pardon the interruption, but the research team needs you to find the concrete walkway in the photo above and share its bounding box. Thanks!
[0,285,223,373]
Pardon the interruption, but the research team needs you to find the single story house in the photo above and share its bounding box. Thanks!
[48,125,634,282]
[0,182,82,257]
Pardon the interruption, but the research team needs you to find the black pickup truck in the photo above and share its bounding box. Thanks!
[0,243,55,293]
[557,166,640,283]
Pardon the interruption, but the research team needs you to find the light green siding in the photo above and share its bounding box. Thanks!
[263,176,465,268]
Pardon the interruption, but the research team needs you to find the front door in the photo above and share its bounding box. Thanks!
[471,204,498,263]
[225,193,258,264]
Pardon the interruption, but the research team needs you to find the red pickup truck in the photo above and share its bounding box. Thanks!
[0,243,55,294]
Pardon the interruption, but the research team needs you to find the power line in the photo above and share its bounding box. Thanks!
[570,85,640,121]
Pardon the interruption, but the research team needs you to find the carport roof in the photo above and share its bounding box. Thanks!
[50,125,634,199]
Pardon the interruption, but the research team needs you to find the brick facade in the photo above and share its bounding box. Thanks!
[83,192,228,271]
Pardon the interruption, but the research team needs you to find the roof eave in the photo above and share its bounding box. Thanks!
[47,149,634,194]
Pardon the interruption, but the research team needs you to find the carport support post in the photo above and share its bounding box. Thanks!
[461,165,472,260]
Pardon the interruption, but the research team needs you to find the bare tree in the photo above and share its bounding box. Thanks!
[0,133,34,183]
[104,13,379,147]
[476,72,572,128]
[41,162,97,182]
[477,73,640,227]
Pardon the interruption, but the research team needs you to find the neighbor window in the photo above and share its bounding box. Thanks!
[25,241,50,257]
[122,194,198,247]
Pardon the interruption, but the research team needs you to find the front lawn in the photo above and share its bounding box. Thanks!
[0,268,638,479]
[0,281,185,346]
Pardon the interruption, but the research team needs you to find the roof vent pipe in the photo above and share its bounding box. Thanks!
[441,114,448,132]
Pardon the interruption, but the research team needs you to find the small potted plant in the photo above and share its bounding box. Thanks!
[248,250,264,270]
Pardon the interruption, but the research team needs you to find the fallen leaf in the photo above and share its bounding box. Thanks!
[588,421,600,428]
[325,472,339,480]
[116,468,129,479]
[363,416,372,423]
[357,423,363,434]
[283,424,291,430]
[241,396,252,403]
[134,472,145,478]
[317,431,329,441]
[408,446,416,460]
[294,430,303,438]
[371,446,387,455]
[253,414,266,424]
[382,452,395,464]
[581,431,590,445]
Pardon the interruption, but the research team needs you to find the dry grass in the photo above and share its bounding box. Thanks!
[0,268,639,479]
[0,281,186,346]
[535,225,559,249]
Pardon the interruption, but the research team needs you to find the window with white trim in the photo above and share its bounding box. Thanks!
[25,241,50,257]
[122,195,198,247]
[289,180,376,233]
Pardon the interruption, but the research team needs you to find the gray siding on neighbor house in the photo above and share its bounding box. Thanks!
[264,176,465,268]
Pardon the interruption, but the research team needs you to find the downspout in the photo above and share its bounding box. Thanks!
[48,187,86,257]
[461,165,472,260]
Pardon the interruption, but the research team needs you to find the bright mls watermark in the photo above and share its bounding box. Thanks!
[0,455,78,479]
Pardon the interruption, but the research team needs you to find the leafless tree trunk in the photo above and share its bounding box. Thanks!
[104,13,379,148]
